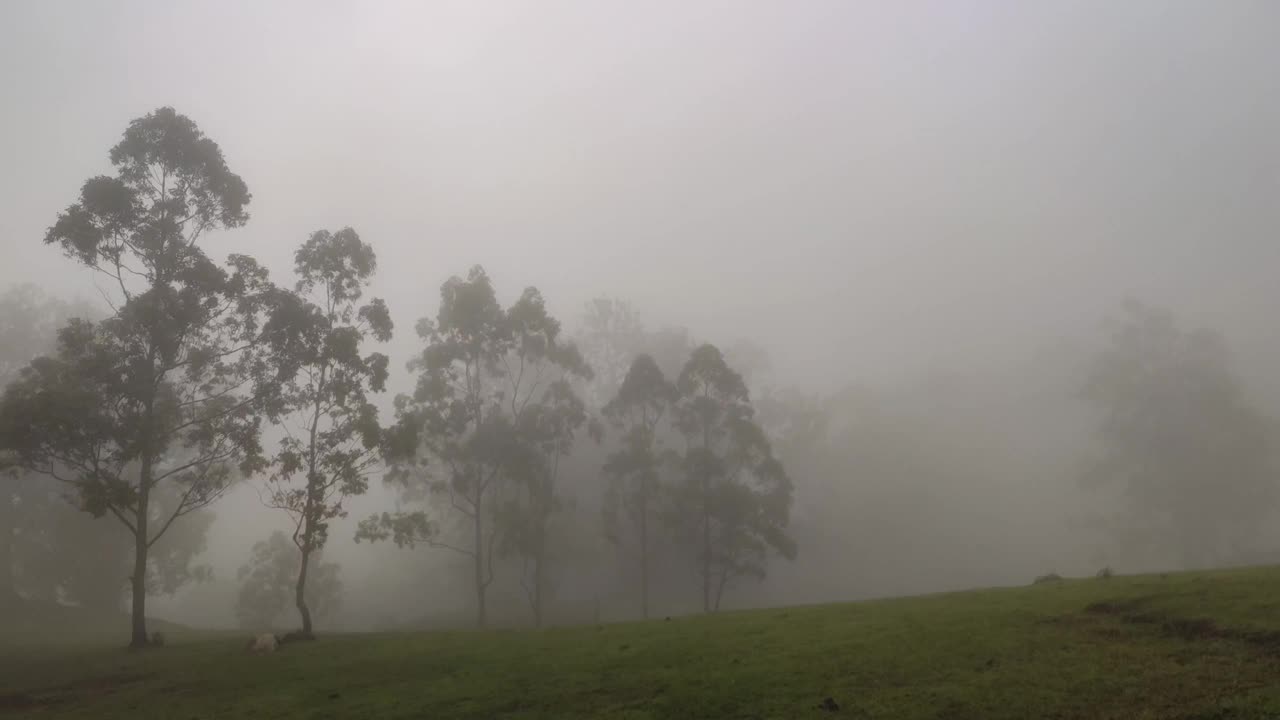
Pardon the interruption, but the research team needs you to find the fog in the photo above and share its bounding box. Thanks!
[3,0,1280,632]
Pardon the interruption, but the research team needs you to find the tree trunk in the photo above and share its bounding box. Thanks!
[0,520,14,603]
[638,489,649,620]
[701,467,712,613]
[0,488,14,602]
[296,545,313,636]
[701,418,712,614]
[127,357,162,650]
[701,509,711,613]
[129,474,151,649]
[532,552,544,629]
[474,494,487,629]
[714,570,730,611]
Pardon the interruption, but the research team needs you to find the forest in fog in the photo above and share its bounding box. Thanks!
[3,2,1280,647]
[4,107,1280,644]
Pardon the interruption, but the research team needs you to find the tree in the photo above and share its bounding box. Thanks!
[601,354,675,619]
[1082,300,1277,568]
[236,530,342,630]
[361,268,589,627]
[577,297,645,408]
[19,481,214,612]
[495,290,592,626]
[575,297,693,403]
[262,228,391,637]
[0,284,87,603]
[671,344,795,612]
[361,266,509,628]
[0,107,288,647]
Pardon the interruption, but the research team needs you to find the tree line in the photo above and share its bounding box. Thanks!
[4,108,1277,647]
[0,108,795,646]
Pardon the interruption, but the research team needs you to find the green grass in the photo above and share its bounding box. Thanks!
[6,567,1280,719]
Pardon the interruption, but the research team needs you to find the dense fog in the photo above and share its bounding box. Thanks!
[3,1,1280,635]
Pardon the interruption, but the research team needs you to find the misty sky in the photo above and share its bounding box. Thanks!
[3,0,1279,390]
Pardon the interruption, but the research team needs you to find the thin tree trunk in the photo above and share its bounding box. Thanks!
[532,551,544,628]
[0,510,14,602]
[714,570,730,611]
[701,502,711,614]
[299,387,324,638]
[129,371,165,649]
[296,545,313,636]
[130,467,151,649]
[474,490,487,629]
[0,477,16,603]
[701,414,712,614]
[638,489,649,620]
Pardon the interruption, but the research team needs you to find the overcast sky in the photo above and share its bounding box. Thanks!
[3,0,1279,390]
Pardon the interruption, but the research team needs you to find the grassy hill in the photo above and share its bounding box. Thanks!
[4,567,1280,719]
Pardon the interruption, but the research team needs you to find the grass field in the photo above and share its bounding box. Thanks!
[5,567,1280,719]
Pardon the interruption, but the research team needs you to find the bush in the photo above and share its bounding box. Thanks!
[1096,566,1114,580]
[1032,572,1063,585]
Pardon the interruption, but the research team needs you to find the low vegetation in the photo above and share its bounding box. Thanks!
[6,566,1280,719]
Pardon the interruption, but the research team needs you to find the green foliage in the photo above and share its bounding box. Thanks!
[235,531,341,630]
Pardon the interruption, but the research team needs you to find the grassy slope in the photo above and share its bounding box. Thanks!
[5,567,1280,719]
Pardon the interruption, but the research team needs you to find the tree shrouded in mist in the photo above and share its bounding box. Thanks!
[577,297,645,409]
[1,284,83,604]
[359,267,591,628]
[1082,300,1278,568]
[493,289,593,627]
[0,108,292,647]
[670,344,796,612]
[236,530,342,631]
[601,353,675,619]
[261,227,392,637]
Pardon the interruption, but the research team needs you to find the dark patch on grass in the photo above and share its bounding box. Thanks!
[1083,596,1280,653]
[1083,597,1152,616]
[0,691,38,711]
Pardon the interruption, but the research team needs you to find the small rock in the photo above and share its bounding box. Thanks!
[820,697,840,712]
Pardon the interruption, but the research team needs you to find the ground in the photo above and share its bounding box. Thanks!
[5,567,1280,719]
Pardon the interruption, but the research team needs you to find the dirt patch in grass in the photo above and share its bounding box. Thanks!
[1083,597,1280,651]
